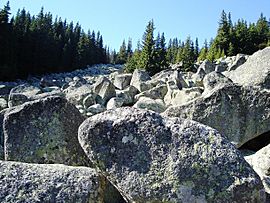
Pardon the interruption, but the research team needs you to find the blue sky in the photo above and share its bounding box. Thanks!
[2,0,270,50]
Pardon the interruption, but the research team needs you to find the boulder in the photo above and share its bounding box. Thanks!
[9,83,42,97]
[135,84,168,101]
[245,144,270,196]
[191,67,206,87]
[40,77,61,87]
[64,84,93,105]
[83,93,104,109]
[0,98,7,111]
[106,97,124,110]
[8,84,42,107]
[116,86,139,105]
[227,54,247,71]
[163,84,270,148]
[94,77,116,103]
[215,62,228,73]
[130,69,151,92]
[0,161,124,203]
[113,73,132,90]
[3,96,90,166]
[8,93,29,107]
[203,72,233,93]
[164,87,203,107]
[225,47,270,88]
[133,97,166,113]
[78,107,265,203]
[198,59,215,74]
[151,69,188,89]
[86,104,106,116]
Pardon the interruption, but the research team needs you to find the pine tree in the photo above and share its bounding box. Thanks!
[139,20,156,75]
[194,38,199,60]
[116,40,127,64]
[127,38,133,58]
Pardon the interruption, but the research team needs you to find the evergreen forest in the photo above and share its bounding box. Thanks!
[0,2,269,80]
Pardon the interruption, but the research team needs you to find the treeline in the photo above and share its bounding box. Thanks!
[114,11,270,75]
[0,2,109,81]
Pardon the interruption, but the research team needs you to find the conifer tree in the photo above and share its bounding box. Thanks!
[139,20,156,75]
[116,40,127,64]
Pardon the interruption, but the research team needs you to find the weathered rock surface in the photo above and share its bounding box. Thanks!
[227,54,247,71]
[164,87,203,107]
[245,144,270,195]
[8,93,29,107]
[64,84,93,105]
[0,161,124,203]
[203,72,233,93]
[198,59,215,74]
[163,84,270,148]
[9,84,42,98]
[130,69,151,92]
[106,97,124,110]
[135,84,168,101]
[87,104,106,116]
[3,96,90,166]
[0,98,7,111]
[191,66,206,87]
[133,96,166,113]
[79,107,265,203]
[94,76,116,103]
[116,86,139,105]
[225,47,270,88]
[113,73,132,90]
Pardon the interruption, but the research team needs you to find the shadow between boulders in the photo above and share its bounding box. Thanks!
[239,130,270,152]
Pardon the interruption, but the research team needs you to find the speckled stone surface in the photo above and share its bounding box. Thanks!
[0,161,124,203]
[79,107,265,203]
[3,96,90,166]
[163,84,270,148]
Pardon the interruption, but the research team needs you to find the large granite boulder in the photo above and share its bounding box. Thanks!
[64,84,93,105]
[78,107,265,203]
[245,144,270,195]
[130,69,151,92]
[191,67,206,87]
[3,96,90,166]
[106,97,124,110]
[8,84,42,107]
[225,47,270,88]
[116,86,139,105]
[113,73,132,90]
[0,161,124,203]
[227,54,247,71]
[133,97,166,113]
[9,83,42,97]
[151,69,188,89]
[93,76,116,103]
[163,84,270,148]
[198,59,215,74]
[0,98,7,111]
[164,87,203,107]
[203,72,233,93]
[135,84,168,101]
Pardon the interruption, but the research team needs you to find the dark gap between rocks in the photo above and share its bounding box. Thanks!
[239,130,270,152]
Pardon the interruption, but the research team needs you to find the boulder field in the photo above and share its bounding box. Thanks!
[0,47,269,202]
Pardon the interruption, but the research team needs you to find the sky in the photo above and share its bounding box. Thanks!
[1,0,270,50]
